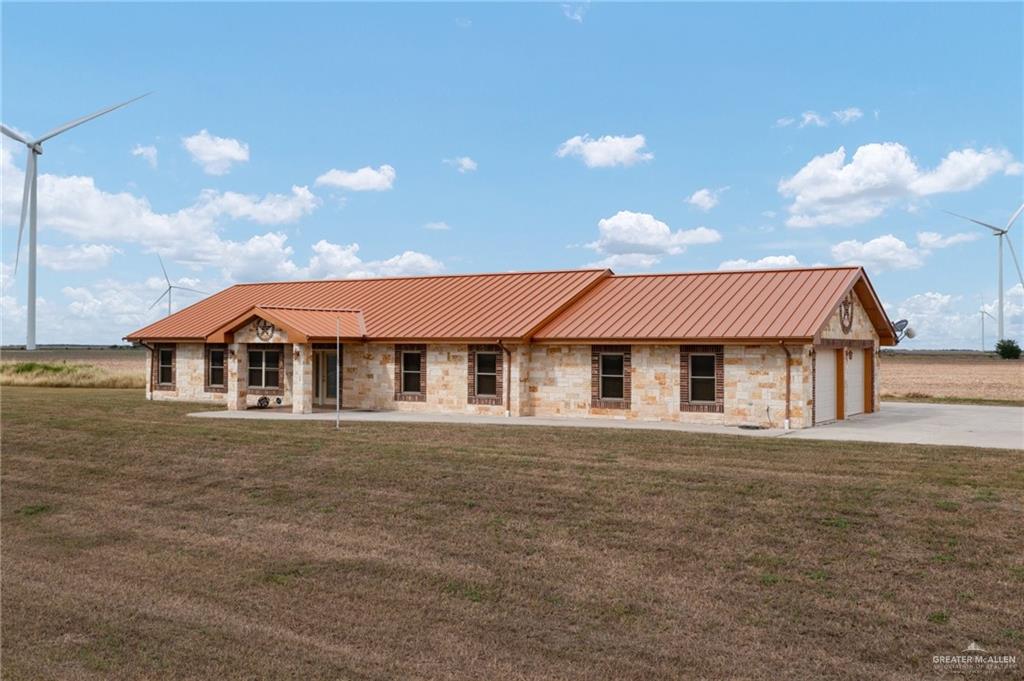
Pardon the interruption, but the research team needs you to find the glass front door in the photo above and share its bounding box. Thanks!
[313,350,341,406]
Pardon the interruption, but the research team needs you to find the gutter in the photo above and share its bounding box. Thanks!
[496,340,512,417]
[779,341,792,430]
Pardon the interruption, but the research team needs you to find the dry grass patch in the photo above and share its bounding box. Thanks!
[1,348,146,389]
[2,387,1023,680]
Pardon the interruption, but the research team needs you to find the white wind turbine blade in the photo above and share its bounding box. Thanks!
[148,288,170,310]
[1005,203,1024,231]
[158,254,171,286]
[32,92,152,144]
[14,152,35,274]
[171,286,207,295]
[942,210,1003,233]
[1,124,29,145]
[1005,235,1024,288]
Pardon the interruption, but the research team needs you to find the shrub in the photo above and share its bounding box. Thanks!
[995,339,1021,360]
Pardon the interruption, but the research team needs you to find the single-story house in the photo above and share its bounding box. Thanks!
[125,266,897,428]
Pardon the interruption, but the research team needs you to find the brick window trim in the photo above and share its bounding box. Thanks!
[591,345,631,409]
[151,343,176,391]
[247,344,285,396]
[468,344,503,406]
[204,343,228,393]
[680,345,724,413]
[394,344,427,402]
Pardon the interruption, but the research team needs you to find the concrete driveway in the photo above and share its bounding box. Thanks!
[191,401,1023,450]
[784,401,1023,450]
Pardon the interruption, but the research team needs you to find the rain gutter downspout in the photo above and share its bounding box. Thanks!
[496,340,512,417]
[779,341,792,430]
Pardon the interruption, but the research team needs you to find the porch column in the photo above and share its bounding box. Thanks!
[292,343,313,414]
[227,343,248,411]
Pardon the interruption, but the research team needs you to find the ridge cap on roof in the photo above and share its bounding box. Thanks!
[607,265,862,279]
[228,267,611,287]
[256,305,364,313]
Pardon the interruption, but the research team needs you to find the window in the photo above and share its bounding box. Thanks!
[689,354,716,403]
[248,348,280,388]
[401,350,422,393]
[158,347,174,385]
[475,352,498,396]
[599,353,625,399]
[208,347,225,388]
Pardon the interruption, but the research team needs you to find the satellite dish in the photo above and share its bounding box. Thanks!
[893,319,909,333]
[905,327,917,339]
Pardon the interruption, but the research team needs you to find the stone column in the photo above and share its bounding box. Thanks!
[292,343,313,414]
[227,343,248,411]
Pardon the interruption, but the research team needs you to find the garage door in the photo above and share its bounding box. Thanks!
[815,348,836,424]
[846,349,865,416]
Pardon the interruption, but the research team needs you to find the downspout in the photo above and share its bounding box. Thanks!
[496,340,512,417]
[138,341,156,397]
[779,341,792,430]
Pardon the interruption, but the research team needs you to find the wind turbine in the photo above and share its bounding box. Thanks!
[979,309,996,352]
[1,93,150,350]
[149,256,206,317]
[945,203,1024,341]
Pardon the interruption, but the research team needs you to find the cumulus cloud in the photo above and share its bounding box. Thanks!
[303,241,444,279]
[585,210,720,269]
[915,231,979,249]
[886,285,1024,349]
[831,234,925,271]
[718,255,802,271]
[443,156,477,173]
[182,130,250,175]
[131,144,158,168]
[779,143,1022,227]
[38,244,120,271]
[686,186,728,212]
[556,134,653,168]
[315,164,396,191]
[833,107,864,125]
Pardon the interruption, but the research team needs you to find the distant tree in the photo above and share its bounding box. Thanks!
[995,339,1021,359]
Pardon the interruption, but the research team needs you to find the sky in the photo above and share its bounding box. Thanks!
[1,2,1022,348]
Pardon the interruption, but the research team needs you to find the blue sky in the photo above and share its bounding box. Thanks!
[2,2,1022,347]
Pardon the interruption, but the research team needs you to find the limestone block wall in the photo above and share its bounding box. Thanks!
[524,345,593,417]
[629,345,681,420]
[723,345,810,429]
[341,342,508,416]
[148,343,226,404]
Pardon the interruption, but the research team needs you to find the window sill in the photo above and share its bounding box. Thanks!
[248,386,284,396]
[593,398,630,410]
[469,395,502,406]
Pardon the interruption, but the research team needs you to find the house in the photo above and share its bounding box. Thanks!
[125,266,897,428]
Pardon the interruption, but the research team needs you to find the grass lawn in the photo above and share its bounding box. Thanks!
[2,387,1022,679]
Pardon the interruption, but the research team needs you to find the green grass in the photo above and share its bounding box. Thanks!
[2,386,1022,680]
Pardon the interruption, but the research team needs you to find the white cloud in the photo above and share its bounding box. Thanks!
[799,111,828,128]
[833,107,864,125]
[131,144,158,168]
[303,241,444,279]
[779,143,1022,228]
[556,134,653,168]
[562,3,588,23]
[38,244,120,271]
[588,253,660,270]
[775,117,796,128]
[424,221,451,231]
[315,164,396,191]
[191,186,320,225]
[686,186,728,212]
[886,287,1023,350]
[585,210,721,269]
[831,235,925,271]
[718,255,801,271]
[443,156,477,173]
[181,129,250,175]
[916,231,979,250]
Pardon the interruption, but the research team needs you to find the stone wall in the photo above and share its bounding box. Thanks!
[723,345,810,429]
[148,343,225,404]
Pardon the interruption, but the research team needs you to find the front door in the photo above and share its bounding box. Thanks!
[313,350,341,407]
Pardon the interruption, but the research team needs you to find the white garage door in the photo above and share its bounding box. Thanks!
[846,349,865,417]
[815,348,836,424]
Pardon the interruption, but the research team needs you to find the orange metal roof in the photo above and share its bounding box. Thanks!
[206,306,366,343]
[126,266,896,346]
[126,269,611,342]
[532,266,896,345]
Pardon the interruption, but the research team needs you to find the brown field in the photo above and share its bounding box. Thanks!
[880,352,1024,404]
[2,388,1022,680]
